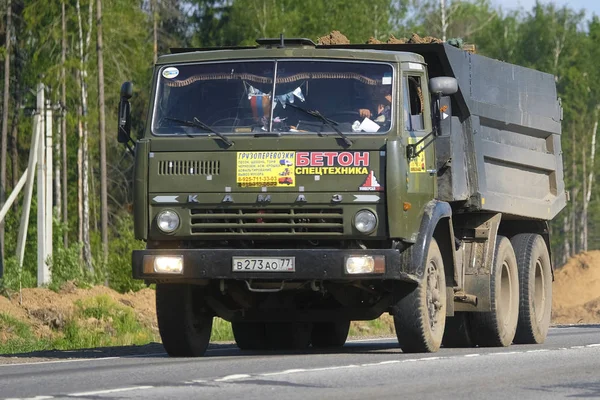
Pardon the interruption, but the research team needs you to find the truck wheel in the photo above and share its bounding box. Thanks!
[511,233,552,344]
[156,283,213,357]
[266,322,313,350]
[232,322,268,350]
[311,321,350,348]
[442,312,473,348]
[469,236,519,347]
[393,238,446,353]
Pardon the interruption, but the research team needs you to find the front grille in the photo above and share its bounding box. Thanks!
[158,160,220,176]
[190,208,344,235]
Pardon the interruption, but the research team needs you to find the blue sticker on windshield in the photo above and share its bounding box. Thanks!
[163,67,179,79]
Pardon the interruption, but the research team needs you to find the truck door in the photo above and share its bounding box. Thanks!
[402,71,436,218]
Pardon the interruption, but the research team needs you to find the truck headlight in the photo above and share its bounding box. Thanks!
[157,210,180,233]
[354,210,377,233]
[345,256,385,274]
[143,255,184,274]
[154,256,184,274]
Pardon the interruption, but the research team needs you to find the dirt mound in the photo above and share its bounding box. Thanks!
[317,30,350,45]
[0,285,158,340]
[552,251,600,324]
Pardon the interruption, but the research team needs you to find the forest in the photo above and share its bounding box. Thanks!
[0,0,597,292]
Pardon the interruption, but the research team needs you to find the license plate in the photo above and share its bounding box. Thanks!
[232,257,295,272]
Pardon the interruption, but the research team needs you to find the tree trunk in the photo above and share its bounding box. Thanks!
[582,118,598,252]
[580,145,586,252]
[440,0,447,42]
[563,214,570,265]
[62,0,68,247]
[76,0,93,273]
[570,128,577,256]
[152,0,158,64]
[1,0,12,258]
[55,113,62,219]
[9,45,19,194]
[77,113,83,252]
[97,0,108,264]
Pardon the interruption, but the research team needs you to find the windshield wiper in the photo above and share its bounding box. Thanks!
[285,103,352,147]
[165,116,233,147]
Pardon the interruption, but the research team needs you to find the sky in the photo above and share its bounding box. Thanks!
[498,0,600,18]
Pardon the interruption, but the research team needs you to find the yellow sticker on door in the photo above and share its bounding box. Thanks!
[408,138,427,173]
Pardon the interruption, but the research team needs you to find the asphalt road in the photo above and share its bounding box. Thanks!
[1,325,600,400]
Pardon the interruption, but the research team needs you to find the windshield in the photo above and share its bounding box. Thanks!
[152,60,394,135]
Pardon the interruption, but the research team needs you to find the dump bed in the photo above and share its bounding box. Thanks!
[323,43,567,221]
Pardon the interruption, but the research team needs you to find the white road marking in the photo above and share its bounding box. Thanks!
[6,396,54,400]
[490,351,521,356]
[208,346,600,386]
[0,357,120,368]
[67,386,153,397]
[261,369,307,377]
[308,365,359,372]
[215,374,251,382]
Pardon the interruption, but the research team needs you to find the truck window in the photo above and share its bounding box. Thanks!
[403,75,424,131]
[152,60,394,135]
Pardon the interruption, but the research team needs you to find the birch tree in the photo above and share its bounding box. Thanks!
[76,0,93,273]
[97,0,107,263]
[61,0,68,246]
[0,0,12,260]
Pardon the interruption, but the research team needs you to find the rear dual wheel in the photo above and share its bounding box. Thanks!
[511,234,552,344]
[469,236,519,347]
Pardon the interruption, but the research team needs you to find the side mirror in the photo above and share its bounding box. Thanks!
[118,81,133,144]
[429,77,458,96]
[121,81,133,99]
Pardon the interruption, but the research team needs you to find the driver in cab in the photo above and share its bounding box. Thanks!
[359,89,392,124]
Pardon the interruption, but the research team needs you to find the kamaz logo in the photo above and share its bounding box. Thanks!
[257,195,271,203]
[187,195,199,203]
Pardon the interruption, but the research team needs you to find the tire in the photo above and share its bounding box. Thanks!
[393,238,447,353]
[265,322,313,350]
[232,322,268,350]
[469,236,519,347]
[311,321,350,348]
[442,312,473,348]
[156,283,214,357]
[511,233,552,344]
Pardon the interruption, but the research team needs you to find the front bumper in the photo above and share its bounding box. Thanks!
[132,248,417,283]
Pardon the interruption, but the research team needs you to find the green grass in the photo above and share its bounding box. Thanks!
[0,296,159,355]
[211,318,234,341]
[0,296,396,355]
[0,313,54,354]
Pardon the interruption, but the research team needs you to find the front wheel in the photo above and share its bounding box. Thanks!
[393,238,447,353]
[156,284,214,357]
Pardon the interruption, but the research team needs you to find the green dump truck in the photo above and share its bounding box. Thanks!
[117,37,566,356]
